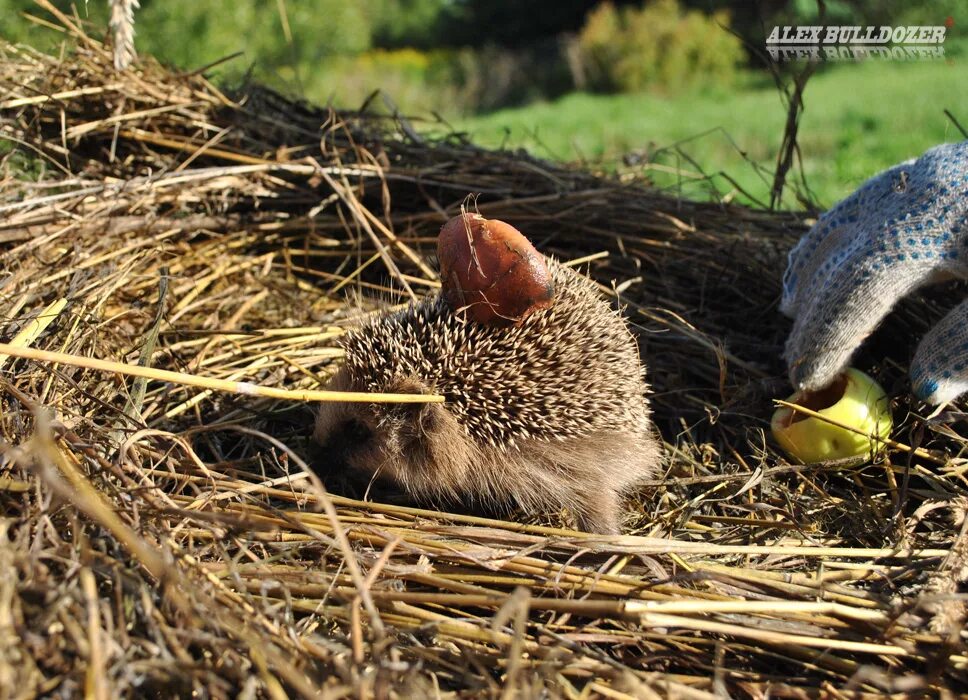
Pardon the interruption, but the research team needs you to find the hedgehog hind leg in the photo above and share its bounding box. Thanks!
[511,431,661,534]
[570,430,663,533]
[573,490,622,535]
[626,429,664,484]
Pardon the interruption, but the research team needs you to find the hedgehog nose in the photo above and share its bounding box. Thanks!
[306,436,352,472]
[311,435,352,471]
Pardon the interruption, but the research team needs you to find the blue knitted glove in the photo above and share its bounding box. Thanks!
[781,141,968,404]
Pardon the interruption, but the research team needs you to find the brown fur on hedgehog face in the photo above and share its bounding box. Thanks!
[314,370,477,493]
[313,260,663,534]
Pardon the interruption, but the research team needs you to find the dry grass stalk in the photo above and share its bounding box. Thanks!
[107,0,139,70]
[0,342,443,404]
[0,11,966,698]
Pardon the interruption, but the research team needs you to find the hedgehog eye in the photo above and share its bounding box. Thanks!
[341,419,372,444]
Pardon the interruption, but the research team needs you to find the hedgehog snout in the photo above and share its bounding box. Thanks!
[313,367,381,472]
[314,414,374,468]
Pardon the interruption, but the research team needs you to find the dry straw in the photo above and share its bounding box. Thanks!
[0,342,443,404]
[1,6,966,698]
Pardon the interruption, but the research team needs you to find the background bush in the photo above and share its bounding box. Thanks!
[309,48,461,114]
[574,0,745,93]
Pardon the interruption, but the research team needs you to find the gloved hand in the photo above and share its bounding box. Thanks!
[781,141,968,404]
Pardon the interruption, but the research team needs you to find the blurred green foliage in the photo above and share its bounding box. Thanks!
[0,0,373,66]
[312,43,575,114]
[432,0,593,47]
[1,0,751,114]
[575,0,745,93]
[786,0,962,26]
[370,0,458,49]
[0,0,961,122]
[315,47,462,113]
[138,0,373,65]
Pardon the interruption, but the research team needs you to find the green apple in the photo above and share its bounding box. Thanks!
[771,368,892,464]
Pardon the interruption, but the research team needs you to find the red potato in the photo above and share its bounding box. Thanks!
[437,213,554,326]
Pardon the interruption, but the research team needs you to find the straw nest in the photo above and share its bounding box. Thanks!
[2,14,967,700]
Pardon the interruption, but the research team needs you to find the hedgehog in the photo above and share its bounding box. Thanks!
[314,232,662,534]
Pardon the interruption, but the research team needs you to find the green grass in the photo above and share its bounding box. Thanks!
[456,54,968,209]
